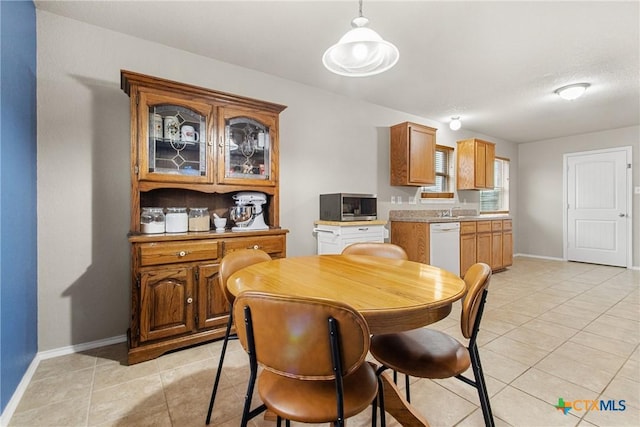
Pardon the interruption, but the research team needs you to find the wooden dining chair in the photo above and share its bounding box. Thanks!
[370,263,494,427]
[205,249,272,425]
[233,291,379,427]
[341,242,408,260]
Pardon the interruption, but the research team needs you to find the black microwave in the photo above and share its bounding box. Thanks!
[319,193,377,221]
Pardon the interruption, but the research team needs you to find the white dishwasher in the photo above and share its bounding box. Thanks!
[430,222,460,276]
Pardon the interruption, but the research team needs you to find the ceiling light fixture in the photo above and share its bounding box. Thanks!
[322,0,399,77]
[449,116,462,131]
[555,83,590,100]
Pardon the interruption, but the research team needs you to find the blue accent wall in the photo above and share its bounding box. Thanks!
[0,0,38,414]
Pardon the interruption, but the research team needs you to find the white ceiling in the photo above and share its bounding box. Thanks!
[35,0,640,143]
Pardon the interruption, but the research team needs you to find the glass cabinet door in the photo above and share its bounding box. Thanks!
[138,91,213,183]
[218,108,277,186]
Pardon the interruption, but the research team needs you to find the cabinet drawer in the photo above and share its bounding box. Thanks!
[503,219,512,231]
[460,222,477,235]
[339,225,385,238]
[224,235,285,256]
[139,240,220,266]
[491,220,503,232]
[476,221,492,233]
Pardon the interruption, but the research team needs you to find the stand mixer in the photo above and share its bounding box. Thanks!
[229,192,269,231]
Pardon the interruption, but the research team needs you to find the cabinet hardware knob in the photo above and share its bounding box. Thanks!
[186,297,193,304]
[178,250,189,257]
[253,245,259,250]
[619,213,626,217]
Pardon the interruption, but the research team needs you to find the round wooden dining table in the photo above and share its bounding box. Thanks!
[227,254,467,426]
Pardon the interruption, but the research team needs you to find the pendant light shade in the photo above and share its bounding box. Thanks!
[323,1,399,77]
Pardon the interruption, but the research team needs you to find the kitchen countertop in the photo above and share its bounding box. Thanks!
[314,219,388,226]
[389,210,511,223]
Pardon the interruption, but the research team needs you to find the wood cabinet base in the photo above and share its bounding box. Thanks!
[127,326,227,365]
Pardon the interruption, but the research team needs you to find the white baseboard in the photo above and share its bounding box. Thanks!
[514,253,565,261]
[37,334,127,361]
[515,253,639,270]
[0,335,127,427]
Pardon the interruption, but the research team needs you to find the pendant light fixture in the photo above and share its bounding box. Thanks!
[323,0,399,77]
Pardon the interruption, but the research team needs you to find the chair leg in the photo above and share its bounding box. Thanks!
[376,373,387,427]
[405,374,411,403]
[470,344,494,427]
[205,309,234,424]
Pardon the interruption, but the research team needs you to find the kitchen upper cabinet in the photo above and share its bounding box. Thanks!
[457,138,495,189]
[390,122,436,186]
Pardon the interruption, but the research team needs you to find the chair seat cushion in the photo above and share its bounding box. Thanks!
[257,362,378,423]
[370,328,471,379]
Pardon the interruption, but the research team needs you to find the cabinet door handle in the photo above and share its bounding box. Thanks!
[358,227,369,231]
[218,135,224,148]
[252,245,260,250]
[186,297,193,304]
[177,250,191,257]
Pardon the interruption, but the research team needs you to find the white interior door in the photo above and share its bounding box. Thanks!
[566,148,631,267]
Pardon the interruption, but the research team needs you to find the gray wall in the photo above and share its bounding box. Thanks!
[517,126,639,266]
[41,9,640,354]
[37,11,520,351]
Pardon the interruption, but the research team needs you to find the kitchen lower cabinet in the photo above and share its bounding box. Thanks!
[460,222,477,277]
[502,220,513,268]
[391,218,513,276]
[129,230,287,364]
[475,219,512,272]
[390,222,429,264]
[476,221,492,266]
[491,220,503,271]
[314,220,387,255]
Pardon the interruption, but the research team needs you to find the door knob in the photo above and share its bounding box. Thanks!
[619,213,626,217]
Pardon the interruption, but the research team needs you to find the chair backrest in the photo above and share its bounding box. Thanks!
[233,291,371,380]
[460,262,492,339]
[219,249,271,305]
[341,242,408,260]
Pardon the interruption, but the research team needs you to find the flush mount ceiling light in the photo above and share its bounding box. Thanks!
[449,116,462,131]
[322,0,399,77]
[555,83,590,100]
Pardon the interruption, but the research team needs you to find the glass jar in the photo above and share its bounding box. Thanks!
[165,207,188,233]
[140,208,165,234]
[188,207,210,232]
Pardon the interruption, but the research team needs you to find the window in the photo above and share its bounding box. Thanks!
[480,157,509,212]
[421,145,453,198]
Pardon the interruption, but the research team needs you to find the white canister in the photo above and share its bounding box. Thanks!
[140,207,165,234]
[165,207,188,233]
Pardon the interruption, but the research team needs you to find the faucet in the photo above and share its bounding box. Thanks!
[449,206,460,217]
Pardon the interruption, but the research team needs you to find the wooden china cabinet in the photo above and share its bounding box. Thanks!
[121,70,288,364]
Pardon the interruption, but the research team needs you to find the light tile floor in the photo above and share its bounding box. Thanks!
[8,257,640,427]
